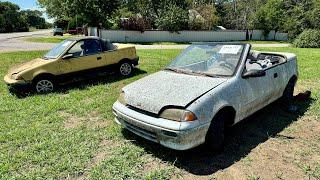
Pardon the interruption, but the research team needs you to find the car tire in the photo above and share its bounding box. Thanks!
[206,112,225,152]
[281,78,296,104]
[119,62,133,76]
[33,78,56,94]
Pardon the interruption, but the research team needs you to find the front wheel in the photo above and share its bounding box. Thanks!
[33,78,56,94]
[205,112,225,152]
[119,62,133,76]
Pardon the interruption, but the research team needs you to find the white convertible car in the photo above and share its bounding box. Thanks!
[113,43,298,151]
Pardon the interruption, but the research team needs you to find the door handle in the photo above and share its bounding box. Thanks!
[97,57,102,60]
[274,73,278,78]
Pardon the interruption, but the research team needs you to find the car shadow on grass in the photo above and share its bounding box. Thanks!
[11,68,147,98]
[122,98,313,175]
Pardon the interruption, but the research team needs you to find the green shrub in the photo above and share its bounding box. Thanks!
[293,29,320,48]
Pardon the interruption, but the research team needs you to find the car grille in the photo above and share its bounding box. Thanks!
[121,118,157,142]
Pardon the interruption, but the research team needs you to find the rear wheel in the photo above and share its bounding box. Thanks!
[119,62,133,76]
[206,112,225,152]
[281,78,296,104]
[33,78,56,94]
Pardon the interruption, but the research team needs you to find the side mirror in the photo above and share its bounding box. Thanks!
[243,70,266,78]
[62,54,73,60]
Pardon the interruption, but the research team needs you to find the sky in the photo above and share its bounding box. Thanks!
[4,0,54,23]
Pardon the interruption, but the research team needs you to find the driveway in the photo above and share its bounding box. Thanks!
[0,30,56,52]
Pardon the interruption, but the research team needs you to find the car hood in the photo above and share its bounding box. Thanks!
[8,58,48,75]
[123,71,227,114]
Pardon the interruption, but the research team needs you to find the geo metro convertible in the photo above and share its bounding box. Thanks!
[113,43,298,151]
[4,37,139,93]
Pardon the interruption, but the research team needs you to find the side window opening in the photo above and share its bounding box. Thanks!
[245,52,286,72]
[83,39,101,55]
[67,39,102,58]
[68,41,85,57]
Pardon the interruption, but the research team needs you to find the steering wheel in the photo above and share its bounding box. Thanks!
[219,60,235,70]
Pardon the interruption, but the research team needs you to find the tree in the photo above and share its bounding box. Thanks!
[309,0,320,29]
[252,0,285,38]
[21,10,47,29]
[188,2,219,30]
[155,4,188,32]
[38,0,121,27]
[281,0,314,39]
[0,2,29,33]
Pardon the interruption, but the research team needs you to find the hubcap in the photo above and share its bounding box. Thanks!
[120,63,132,76]
[36,80,54,93]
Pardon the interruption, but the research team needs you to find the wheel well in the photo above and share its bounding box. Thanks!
[215,106,236,127]
[119,58,131,64]
[289,75,298,84]
[33,73,56,83]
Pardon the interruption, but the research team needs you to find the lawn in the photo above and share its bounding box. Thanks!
[0,48,319,179]
[24,35,79,43]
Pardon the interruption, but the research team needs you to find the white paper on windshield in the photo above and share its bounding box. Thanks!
[219,45,242,54]
[62,41,72,47]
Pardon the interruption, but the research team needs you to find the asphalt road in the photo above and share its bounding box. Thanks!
[0,29,55,52]
[0,30,290,52]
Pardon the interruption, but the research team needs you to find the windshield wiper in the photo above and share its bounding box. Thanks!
[164,67,188,74]
[191,71,215,77]
[165,68,215,77]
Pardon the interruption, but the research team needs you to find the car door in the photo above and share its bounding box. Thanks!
[238,59,274,120]
[267,60,289,100]
[59,39,105,74]
[101,40,119,66]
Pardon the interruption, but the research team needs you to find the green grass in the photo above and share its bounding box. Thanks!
[24,35,78,43]
[28,27,40,32]
[0,47,319,179]
[242,40,289,44]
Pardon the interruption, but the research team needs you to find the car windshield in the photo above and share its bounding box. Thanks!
[43,40,74,59]
[166,44,245,76]
[54,28,62,31]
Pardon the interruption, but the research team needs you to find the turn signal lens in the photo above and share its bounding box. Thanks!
[183,111,197,121]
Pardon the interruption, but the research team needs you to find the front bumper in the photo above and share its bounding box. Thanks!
[113,101,210,150]
[4,75,31,92]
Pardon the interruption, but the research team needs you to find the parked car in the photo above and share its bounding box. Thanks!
[113,43,298,151]
[53,28,63,36]
[67,27,83,35]
[4,37,139,93]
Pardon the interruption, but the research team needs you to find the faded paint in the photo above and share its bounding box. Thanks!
[113,44,298,150]
[4,37,138,86]
[123,71,227,114]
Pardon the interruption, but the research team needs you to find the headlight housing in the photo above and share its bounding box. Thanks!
[118,91,127,105]
[160,108,197,122]
[11,73,23,80]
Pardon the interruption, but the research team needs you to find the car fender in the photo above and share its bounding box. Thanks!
[187,78,239,125]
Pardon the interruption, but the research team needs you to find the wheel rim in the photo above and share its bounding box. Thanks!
[36,80,54,93]
[120,63,132,76]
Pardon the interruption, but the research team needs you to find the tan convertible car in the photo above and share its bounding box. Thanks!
[4,37,139,93]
